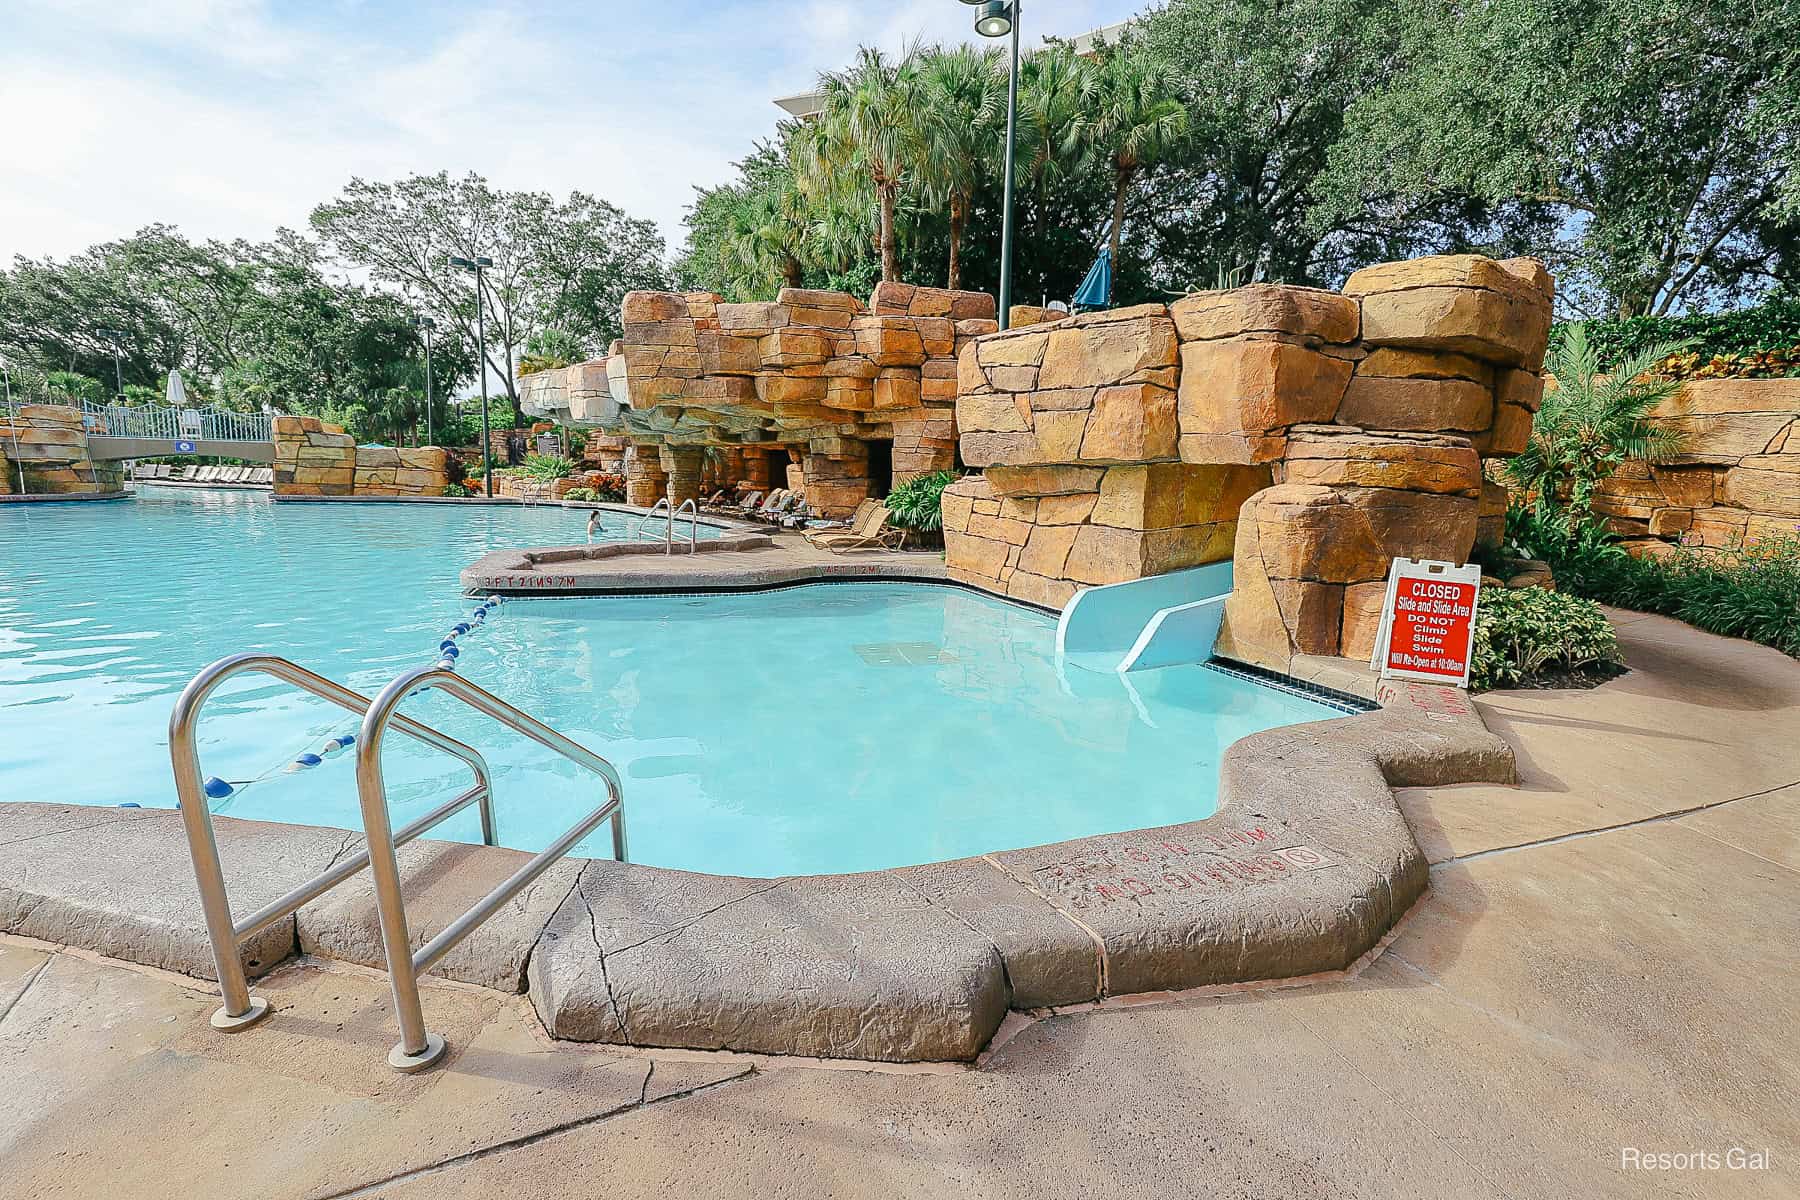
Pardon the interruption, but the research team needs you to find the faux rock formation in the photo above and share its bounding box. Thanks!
[949,254,1555,674]
[521,282,996,517]
[273,416,449,498]
[0,403,126,496]
[1589,378,1800,551]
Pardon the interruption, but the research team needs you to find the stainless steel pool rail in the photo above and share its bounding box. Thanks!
[169,653,627,1073]
[625,495,699,555]
[671,497,699,555]
[354,663,626,1072]
[627,496,670,543]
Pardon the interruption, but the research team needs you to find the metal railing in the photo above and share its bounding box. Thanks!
[627,495,670,542]
[356,664,626,1070]
[170,654,496,1034]
[81,400,273,443]
[169,653,626,1073]
[625,495,699,555]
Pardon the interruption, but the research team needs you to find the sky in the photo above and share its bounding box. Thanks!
[0,0,1145,265]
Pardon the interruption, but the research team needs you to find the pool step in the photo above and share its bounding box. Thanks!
[1056,562,1234,674]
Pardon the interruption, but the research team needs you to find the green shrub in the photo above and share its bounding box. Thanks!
[563,486,597,502]
[442,481,471,498]
[1554,294,1800,376]
[884,470,958,531]
[520,454,575,481]
[1470,586,1624,691]
[1507,509,1800,657]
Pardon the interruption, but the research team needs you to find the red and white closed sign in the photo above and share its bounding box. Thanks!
[1368,558,1482,687]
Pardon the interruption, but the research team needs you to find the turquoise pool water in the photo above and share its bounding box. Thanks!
[0,487,1340,876]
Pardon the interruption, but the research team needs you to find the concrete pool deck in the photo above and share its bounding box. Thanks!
[461,528,955,596]
[0,610,1794,1197]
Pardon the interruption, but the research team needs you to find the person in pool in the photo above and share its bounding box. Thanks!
[586,509,599,543]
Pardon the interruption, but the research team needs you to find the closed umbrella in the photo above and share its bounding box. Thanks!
[1071,246,1113,311]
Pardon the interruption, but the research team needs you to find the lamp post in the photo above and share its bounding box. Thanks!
[964,0,1021,330]
[410,316,437,447]
[98,328,130,401]
[447,255,494,496]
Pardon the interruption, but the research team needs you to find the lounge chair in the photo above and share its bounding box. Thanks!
[805,497,876,533]
[223,467,245,483]
[253,467,273,485]
[806,504,905,554]
[726,490,764,516]
[754,491,799,523]
[175,465,198,482]
[152,464,171,479]
[743,489,785,519]
[698,489,729,512]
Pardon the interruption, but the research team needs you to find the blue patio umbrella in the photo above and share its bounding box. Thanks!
[1071,245,1113,310]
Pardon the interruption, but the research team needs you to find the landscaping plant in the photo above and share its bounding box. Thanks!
[884,470,957,531]
[1506,323,1690,533]
[562,486,596,502]
[1469,586,1624,691]
[520,454,576,481]
[1506,508,1800,659]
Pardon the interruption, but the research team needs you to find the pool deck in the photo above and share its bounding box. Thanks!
[3,612,1797,1197]
[461,528,955,597]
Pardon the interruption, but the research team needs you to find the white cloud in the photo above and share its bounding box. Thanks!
[0,0,1145,263]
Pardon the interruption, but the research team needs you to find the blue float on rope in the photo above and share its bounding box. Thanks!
[202,776,236,799]
[117,802,142,808]
[319,734,355,757]
[287,752,324,773]
[437,657,457,672]
[440,643,460,659]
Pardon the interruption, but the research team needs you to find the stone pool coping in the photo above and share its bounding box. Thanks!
[461,537,953,596]
[0,674,1510,1064]
[0,490,129,503]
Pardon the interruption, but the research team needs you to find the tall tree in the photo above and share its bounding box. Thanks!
[1082,46,1190,284]
[311,172,667,423]
[1328,0,1800,315]
[1132,0,1423,287]
[801,45,928,283]
[918,45,1007,289]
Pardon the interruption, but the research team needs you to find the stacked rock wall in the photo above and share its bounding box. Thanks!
[1590,378,1800,549]
[519,282,996,517]
[272,417,449,497]
[948,255,1553,673]
[0,404,125,496]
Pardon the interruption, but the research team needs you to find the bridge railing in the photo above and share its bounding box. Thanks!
[79,401,273,444]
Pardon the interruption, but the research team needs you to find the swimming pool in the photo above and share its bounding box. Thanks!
[0,487,1341,876]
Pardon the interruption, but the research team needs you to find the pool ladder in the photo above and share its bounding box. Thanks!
[168,653,627,1072]
[626,495,699,555]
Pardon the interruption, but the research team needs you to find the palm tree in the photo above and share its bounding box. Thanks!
[1084,50,1189,290]
[1015,45,1093,200]
[917,45,1007,290]
[1507,323,1692,525]
[800,45,927,283]
[722,165,809,296]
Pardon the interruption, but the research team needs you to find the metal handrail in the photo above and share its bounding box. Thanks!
[169,653,496,1033]
[354,664,626,1071]
[81,399,273,443]
[671,497,699,556]
[627,495,670,542]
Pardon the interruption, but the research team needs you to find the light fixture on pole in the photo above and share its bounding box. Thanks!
[962,0,1020,330]
[447,255,495,496]
[98,327,130,401]
[410,316,437,447]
